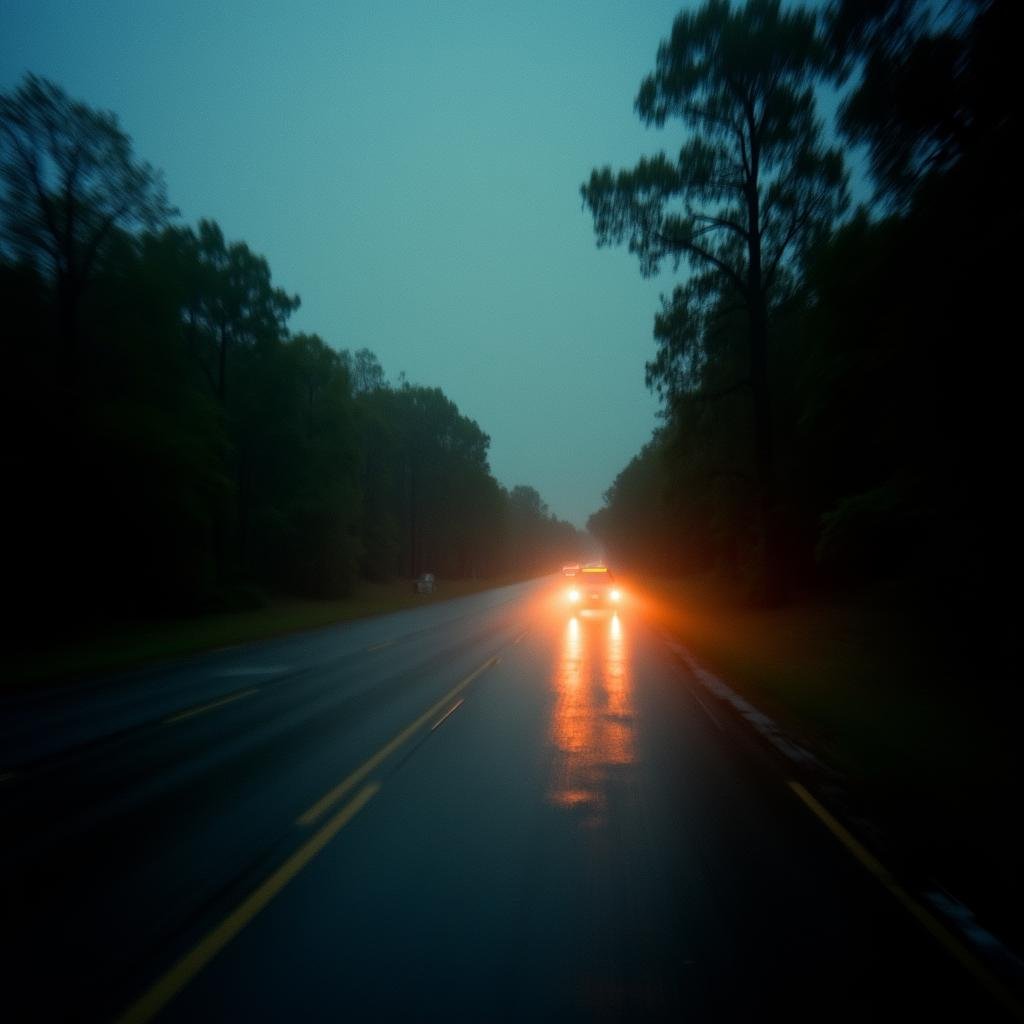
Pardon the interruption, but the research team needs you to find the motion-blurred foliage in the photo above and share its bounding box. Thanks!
[585,0,1016,649]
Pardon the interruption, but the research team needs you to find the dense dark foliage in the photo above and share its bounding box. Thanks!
[0,77,582,635]
[586,0,1016,637]
[583,0,847,601]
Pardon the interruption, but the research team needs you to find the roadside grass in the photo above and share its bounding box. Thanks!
[638,574,1021,914]
[3,576,529,692]
[644,577,964,770]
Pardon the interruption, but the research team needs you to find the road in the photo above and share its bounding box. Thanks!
[0,577,1016,1021]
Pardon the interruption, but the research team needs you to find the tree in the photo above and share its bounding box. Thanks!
[829,0,1016,206]
[349,347,386,394]
[504,485,580,575]
[582,0,846,599]
[509,484,548,519]
[183,219,300,403]
[237,332,360,597]
[393,384,492,576]
[588,441,676,574]
[0,74,174,373]
[292,333,341,439]
[823,0,1018,612]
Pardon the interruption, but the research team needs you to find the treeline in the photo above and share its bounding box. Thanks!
[584,0,1016,627]
[0,76,581,630]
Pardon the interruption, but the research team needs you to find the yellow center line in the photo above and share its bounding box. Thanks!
[366,640,394,652]
[431,698,464,731]
[296,654,500,827]
[162,687,261,726]
[789,781,1024,1019]
[114,783,379,1024]
[513,629,529,645]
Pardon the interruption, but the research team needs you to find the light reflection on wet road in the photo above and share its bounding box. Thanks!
[549,613,634,828]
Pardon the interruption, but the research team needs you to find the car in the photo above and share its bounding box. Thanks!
[566,565,622,610]
[413,572,436,594]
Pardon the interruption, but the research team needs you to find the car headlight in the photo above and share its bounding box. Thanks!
[610,589,621,601]
[569,589,580,602]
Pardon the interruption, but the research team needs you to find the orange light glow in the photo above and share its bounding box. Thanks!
[547,611,634,828]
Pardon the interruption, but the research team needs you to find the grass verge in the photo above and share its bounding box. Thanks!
[639,573,1021,946]
[3,576,530,692]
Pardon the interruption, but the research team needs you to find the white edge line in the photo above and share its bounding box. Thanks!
[663,631,1024,985]
[926,890,1024,972]
[661,633,821,769]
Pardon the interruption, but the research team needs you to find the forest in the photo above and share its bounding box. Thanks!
[583,0,1015,659]
[0,76,581,638]
[2,0,1017,668]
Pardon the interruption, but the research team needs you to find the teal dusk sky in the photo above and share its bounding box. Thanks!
[5,1,758,526]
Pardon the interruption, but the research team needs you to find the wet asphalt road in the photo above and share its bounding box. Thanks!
[0,578,1014,1021]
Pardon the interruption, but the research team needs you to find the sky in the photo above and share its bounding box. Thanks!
[1,0,841,527]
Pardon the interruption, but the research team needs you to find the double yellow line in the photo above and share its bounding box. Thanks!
[116,654,500,1024]
[297,655,499,827]
[162,688,260,726]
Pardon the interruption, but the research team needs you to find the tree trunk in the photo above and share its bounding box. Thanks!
[217,326,228,403]
[56,274,80,384]
[747,294,782,604]
[745,166,784,605]
[408,458,417,577]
